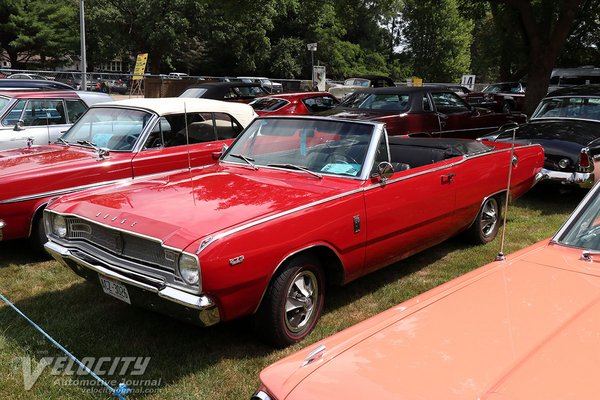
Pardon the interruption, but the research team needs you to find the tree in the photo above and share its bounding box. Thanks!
[0,0,78,69]
[401,0,473,82]
[487,0,585,115]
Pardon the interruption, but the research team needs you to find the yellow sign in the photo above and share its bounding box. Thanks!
[407,76,423,87]
[132,53,148,80]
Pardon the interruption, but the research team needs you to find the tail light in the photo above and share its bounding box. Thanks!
[579,148,591,169]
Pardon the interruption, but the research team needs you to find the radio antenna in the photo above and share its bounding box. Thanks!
[496,124,518,261]
[184,102,192,171]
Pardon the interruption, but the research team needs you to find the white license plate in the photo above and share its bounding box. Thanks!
[99,275,131,304]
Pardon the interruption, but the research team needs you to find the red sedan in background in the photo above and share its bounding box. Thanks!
[250,92,339,116]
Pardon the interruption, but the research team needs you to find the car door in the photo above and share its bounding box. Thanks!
[430,91,499,138]
[362,137,457,275]
[0,98,69,149]
[131,111,244,177]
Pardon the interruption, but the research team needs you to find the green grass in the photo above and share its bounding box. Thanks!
[0,185,586,399]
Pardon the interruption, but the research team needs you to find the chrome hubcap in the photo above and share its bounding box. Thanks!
[285,270,318,333]
[481,199,498,238]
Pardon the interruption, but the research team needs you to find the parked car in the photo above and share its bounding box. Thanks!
[238,77,283,93]
[549,66,600,92]
[481,84,600,188]
[54,71,85,90]
[328,75,395,99]
[179,82,270,102]
[0,98,256,246]
[250,92,339,116]
[44,116,543,347]
[465,81,526,113]
[321,86,527,138]
[88,73,128,94]
[0,79,75,91]
[7,73,49,80]
[168,72,189,79]
[0,90,112,150]
[253,178,600,400]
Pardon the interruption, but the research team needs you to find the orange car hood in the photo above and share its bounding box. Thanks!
[262,242,600,399]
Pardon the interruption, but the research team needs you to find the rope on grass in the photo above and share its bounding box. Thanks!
[0,292,130,399]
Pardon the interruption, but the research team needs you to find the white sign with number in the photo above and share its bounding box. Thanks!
[461,75,476,90]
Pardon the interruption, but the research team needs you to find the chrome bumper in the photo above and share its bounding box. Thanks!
[539,168,594,189]
[44,241,220,326]
[0,220,4,241]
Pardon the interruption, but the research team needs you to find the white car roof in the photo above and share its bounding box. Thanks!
[92,97,258,127]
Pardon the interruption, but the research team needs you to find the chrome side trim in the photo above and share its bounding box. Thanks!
[45,241,214,311]
[440,125,500,135]
[0,179,131,204]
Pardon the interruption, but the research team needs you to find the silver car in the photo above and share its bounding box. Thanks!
[0,90,111,150]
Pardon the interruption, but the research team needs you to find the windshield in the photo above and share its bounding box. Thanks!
[340,92,410,112]
[179,88,208,98]
[557,190,600,250]
[221,118,376,178]
[345,78,370,87]
[532,96,600,121]
[61,107,153,151]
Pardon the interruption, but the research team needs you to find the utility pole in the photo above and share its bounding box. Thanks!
[307,43,317,89]
[80,0,87,91]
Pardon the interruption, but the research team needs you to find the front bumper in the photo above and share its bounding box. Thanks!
[44,241,220,326]
[539,168,595,189]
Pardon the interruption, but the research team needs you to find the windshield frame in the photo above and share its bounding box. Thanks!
[220,116,385,181]
[553,182,600,249]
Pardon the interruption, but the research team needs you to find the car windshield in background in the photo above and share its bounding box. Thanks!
[532,96,600,121]
[179,88,208,98]
[340,92,410,112]
[344,78,370,87]
[61,107,153,151]
[556,192,600,250]
[221,118,375,178]
[250,98,289,112]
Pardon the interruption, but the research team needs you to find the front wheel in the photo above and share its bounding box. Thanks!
[254,254,325,347]
[465,196,501,244]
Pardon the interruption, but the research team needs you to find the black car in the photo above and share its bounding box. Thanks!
[178,82,269,102]
[481,84,600,188]
[0,79,74,91]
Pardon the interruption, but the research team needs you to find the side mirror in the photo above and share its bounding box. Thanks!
[13,120,24,131]
[377,161,394,182]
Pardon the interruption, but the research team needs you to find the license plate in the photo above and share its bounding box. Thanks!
[99,275,131,304]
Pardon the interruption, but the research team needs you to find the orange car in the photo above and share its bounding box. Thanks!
[254,183,600,399]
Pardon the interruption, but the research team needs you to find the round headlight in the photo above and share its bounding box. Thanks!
[53,215,67,238]
[558,158,570,169]
[178,253,199,285]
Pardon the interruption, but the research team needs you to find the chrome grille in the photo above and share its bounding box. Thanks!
[65,217,176,271]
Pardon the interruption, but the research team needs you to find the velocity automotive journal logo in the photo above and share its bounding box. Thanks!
[15,356,160,393]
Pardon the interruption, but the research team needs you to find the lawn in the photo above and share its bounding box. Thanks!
[0,184,586,399]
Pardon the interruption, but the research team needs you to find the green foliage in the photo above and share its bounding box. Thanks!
[401,0,473,83]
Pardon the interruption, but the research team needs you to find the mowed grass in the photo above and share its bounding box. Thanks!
[0,184,587,399]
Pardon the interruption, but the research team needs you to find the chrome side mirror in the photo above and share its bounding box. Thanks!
[14,119,24,131]
[377,161,394,182]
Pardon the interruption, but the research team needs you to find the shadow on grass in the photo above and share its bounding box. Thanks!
[0,239,50,268]
[517,183,587,215]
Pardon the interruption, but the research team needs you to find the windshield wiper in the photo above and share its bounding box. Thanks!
[267,163,323,179]
[55,137,69,146]
[76,139,97,148]
[229,153,257,170]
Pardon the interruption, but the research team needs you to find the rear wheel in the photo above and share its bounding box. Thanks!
[465,196,501,244]
[254,254,325,347]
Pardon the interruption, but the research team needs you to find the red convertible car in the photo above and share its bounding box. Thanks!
[44,116,543,346]
[0,98,257,246]
[321,86,526,138]
[250,92,339,116]
[252,179,600,400]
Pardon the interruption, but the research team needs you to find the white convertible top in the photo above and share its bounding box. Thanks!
[93,97,258,127]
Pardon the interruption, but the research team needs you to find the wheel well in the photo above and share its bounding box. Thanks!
[29,203,47,237]
[302,245,345,287]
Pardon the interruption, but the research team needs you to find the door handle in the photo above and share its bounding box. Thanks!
[441,173,455,184]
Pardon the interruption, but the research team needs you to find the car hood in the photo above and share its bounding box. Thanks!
[49,164,359,250]
[0,144,130,202]
[497,119,600,148]
[261,242,600,399]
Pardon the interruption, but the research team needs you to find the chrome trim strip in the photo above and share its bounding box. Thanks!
[0,179,130,204]
[45,241,213,310]
[531,116,600,124]
[440,125,501,134]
